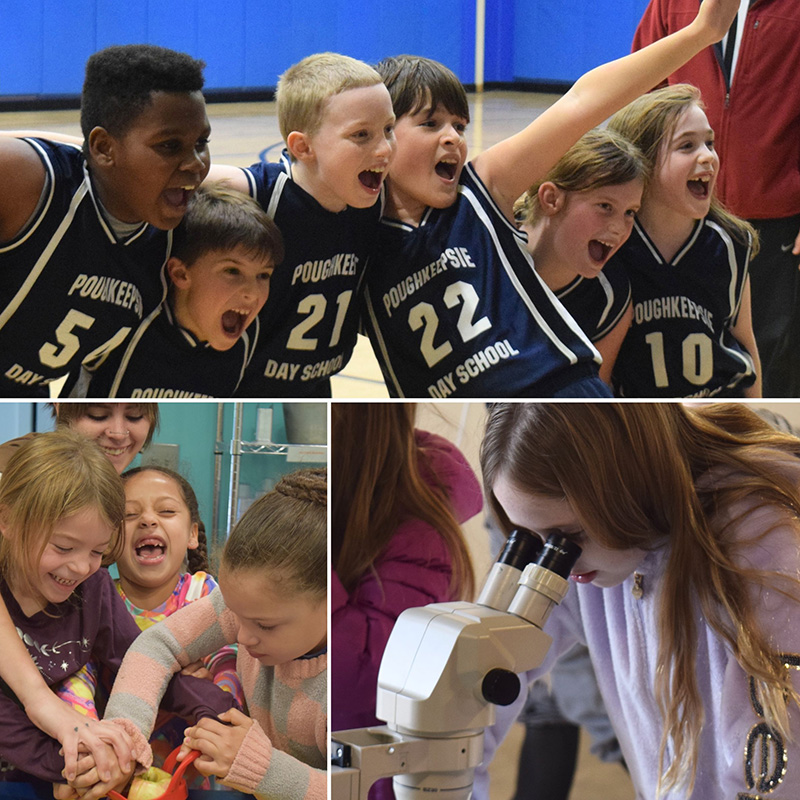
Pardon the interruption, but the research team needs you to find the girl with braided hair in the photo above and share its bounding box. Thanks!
[98,468,328,800]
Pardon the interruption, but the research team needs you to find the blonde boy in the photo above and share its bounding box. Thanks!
[210,53,396,397]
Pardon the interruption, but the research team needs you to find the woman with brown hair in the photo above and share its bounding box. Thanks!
[331,403,481,755]
[479,402,800,799]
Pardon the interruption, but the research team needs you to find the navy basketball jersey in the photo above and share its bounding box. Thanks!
[361,163,602,398]
[0,139,168,397]
[235,153,379,397]
[555,260,631,343]
[612,218,755,397]
[84,301,256,398]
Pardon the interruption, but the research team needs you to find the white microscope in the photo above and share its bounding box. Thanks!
[331,528,582,800]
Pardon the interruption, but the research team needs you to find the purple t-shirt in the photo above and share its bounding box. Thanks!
[0,567,236,783]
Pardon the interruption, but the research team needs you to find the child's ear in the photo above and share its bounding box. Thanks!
[187,523,199,551]
[88,127,115,167]
[286,130,314,162]
[0,505,9,537]
[167,256,192,289]
[538,182,565,216]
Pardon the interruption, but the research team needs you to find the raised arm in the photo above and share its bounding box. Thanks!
[474,0,740,217]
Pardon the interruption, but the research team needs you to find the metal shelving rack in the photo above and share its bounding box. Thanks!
[211,403,327,553]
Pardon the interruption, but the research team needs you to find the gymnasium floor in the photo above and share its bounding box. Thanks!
[0,90,563,399]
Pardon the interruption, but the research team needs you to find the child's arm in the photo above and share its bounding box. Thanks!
[180,707,327,800]
[0,130,83,146]
[472,0,740,218]
[729,276,762,397]
[204,164,251,193]
[101,589,238,760]
[0,593,132,782]
[195,574,245,706]
[596,303,633,387]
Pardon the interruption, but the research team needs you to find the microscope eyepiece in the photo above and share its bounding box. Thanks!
[536,533,582,578]
[499,528,544,570]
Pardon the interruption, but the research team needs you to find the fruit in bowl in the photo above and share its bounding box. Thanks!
[127,766,173,800]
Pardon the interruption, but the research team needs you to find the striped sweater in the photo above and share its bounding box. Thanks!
[104,587,326,800]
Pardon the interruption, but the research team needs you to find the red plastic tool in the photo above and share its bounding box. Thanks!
[108,748,201,800]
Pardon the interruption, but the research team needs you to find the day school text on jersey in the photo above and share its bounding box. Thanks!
[381,246,478,317]
[428,338,521,398]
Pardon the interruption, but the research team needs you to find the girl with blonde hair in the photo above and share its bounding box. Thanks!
[479,402,800,798]
[0,430,234,799]
[0,402,159,782]
[516,128,649,385]
[607,84,761,397]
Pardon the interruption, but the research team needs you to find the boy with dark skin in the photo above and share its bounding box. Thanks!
[0,44,211,397]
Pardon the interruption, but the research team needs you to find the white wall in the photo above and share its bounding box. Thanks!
[416,403,493,584]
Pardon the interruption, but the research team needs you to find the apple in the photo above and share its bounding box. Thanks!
[128,766,172,800]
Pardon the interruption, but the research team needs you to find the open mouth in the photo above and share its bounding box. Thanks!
[162,185,197,209]
[222,308,250,338]
[435,159,458,180]
[50,573,77,588]
[135,537,167,564]
[687,176,711,199]
[588,239,613,264]
[358,168,385,191]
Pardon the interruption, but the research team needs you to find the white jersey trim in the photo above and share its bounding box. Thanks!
[266,171,289,220]
[0,180,89,332]
[363,285,406,397]
[83,163,149,246]
[241,167,258,199]
[0,139,57,253]
[459,185,596,364]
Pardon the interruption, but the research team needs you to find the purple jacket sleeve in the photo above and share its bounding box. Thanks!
[331,430,482,731]
[0,691,70,781]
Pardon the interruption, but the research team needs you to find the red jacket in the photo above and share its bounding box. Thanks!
[633,0,800,220]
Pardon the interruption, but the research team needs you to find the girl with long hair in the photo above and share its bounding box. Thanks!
[0,403,159,781]
[98,468,328,800]
[479,402,800,798]
[0,430,234,798]
[516,128,649,386]
[331,403,481,749]
[607,85,761,397]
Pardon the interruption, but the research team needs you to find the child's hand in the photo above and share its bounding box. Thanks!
[180,708,254,778]
[53,783,79,800]
[179,659,213,682]
[693,0,740,44]
[24,686,132,782]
